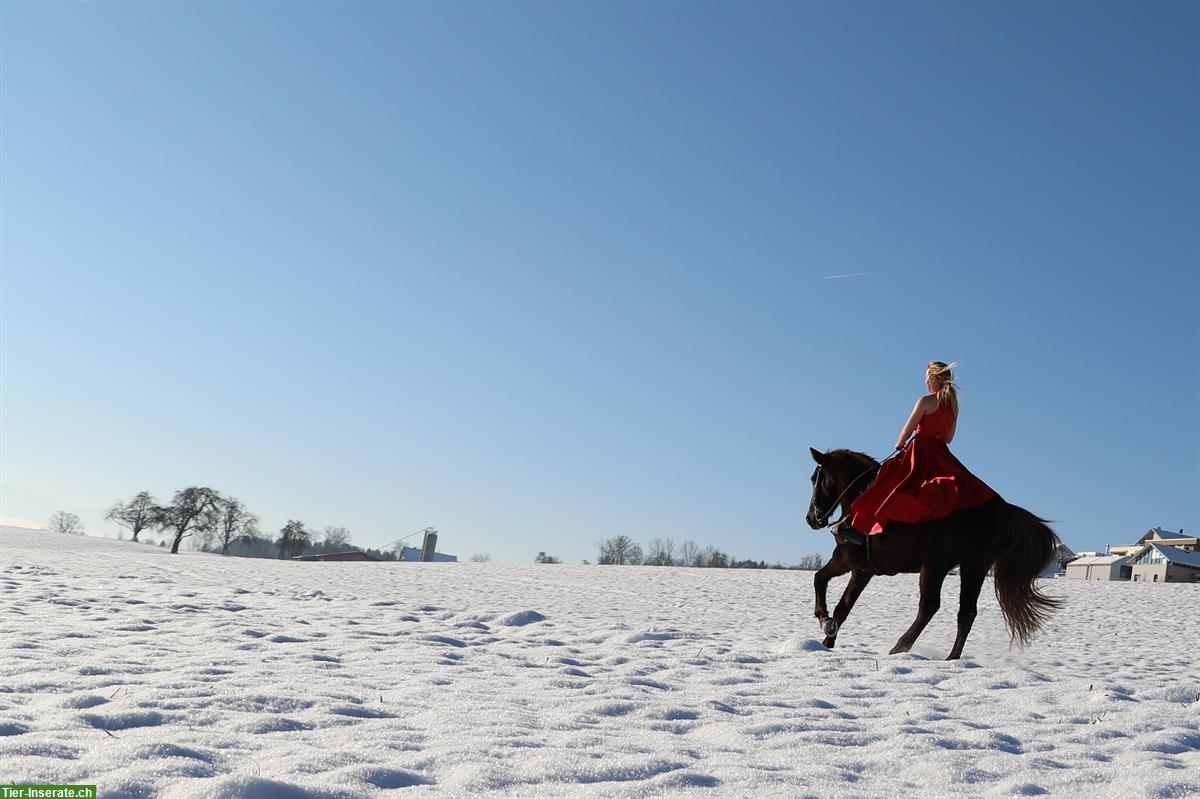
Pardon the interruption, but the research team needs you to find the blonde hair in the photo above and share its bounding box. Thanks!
[927,361,959,408]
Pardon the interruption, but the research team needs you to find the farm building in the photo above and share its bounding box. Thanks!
[293,551,382,562]
[397,546,457,563]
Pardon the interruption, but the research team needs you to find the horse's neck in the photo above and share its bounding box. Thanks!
[839,459,878,509]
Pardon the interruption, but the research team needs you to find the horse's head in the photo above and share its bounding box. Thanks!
[805,447,877,530]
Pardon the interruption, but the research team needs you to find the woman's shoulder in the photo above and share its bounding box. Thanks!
[916,394,939,413]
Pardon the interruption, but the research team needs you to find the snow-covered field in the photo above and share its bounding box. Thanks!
[1,526,1197,799]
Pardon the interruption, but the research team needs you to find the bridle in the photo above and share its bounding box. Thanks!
[811,449,904,528]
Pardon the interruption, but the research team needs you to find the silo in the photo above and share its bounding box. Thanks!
[420,529,438,562]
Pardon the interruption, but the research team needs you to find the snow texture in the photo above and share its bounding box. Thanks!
[1,526,1197,798]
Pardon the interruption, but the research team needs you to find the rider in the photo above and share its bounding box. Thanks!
[833,361,998,545]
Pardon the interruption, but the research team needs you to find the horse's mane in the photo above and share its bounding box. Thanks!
[827,448,880,476]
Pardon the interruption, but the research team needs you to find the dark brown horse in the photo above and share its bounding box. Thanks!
[805,447,1062,659]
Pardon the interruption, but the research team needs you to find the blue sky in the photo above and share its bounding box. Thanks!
[2,1,1196,562]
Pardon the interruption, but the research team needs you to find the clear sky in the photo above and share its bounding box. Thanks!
[2,1,1196,563]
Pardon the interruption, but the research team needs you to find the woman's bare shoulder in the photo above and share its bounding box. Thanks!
[916,394,939,412]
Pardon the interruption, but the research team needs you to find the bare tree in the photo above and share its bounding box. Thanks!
[697,546,730,567]
[469,553,492,563]
[196,526,219,553]
[680,540,700,567]
[322,526,351,549]
[217,497,260,555]
[105,492,156,542]
[48,511,84,535]
[796,553,825,570]
[535,551,562,564]
[598,535,643,565]
[156,487,221,554]
[647,538,679,566]
[276,520,311,559]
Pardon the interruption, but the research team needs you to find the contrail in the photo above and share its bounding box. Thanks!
[823,271,880,280]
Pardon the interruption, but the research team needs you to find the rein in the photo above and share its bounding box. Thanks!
[814,448,904,528]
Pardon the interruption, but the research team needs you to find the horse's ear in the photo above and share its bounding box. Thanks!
[809,447,826,464]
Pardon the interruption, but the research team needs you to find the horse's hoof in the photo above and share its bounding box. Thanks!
[888,644,908,655]
[822,636,836,649]
[822,619,839,637]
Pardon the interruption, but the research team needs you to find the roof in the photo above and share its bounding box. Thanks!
[1067,554,1129,567]
[1138,527,1194,543]
[293,551,382,562]
[1149,544,1200,569]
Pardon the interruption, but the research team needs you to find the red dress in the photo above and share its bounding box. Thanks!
[850,397,999,535]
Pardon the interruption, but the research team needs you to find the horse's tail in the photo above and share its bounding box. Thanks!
[989,502,1063,647]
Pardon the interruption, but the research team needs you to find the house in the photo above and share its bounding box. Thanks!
[1110,527,1197,556]
[1064,553,1134,581]
[1063,525,1198,583]
[293,551,382,562]
[1129,544,1200,584]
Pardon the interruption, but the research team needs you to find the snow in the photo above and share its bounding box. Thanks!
[2,526,1198,798]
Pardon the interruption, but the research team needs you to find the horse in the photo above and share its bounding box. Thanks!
[804,447,1062,659]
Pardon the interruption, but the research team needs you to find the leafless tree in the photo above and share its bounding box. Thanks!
[105,492,156,542]
[598,535,643,565]
[322,526,351,549]
[217,497,260,555]
[156,487,221,554]
[796,553,825,570]
[698,546,730,567]
[535,551,562,563]
[48,511,84,535]
[645,537,677,566]
[680,540,700,567]
[469,553,492,563]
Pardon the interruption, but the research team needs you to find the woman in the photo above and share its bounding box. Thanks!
[835,361,998,543]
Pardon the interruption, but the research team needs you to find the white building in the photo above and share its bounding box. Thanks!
[1064,526,1197,583]
[1064,553,1134,581]
[1129,544,1200,584]
[1109,527,1197,557]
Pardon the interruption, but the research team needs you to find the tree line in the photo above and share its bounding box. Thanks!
[51,489,390,560]
[48,494,826,569]
[594,535,824,570]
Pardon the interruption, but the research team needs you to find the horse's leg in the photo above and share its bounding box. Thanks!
[824,570,874,648]
[888,565,948,655]
[946,563,987,660]
[814,547,851,639]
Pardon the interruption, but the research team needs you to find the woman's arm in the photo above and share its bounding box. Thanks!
[896,396,933,449]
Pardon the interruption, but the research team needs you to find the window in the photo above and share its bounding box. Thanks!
[1153,574,1158,582]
